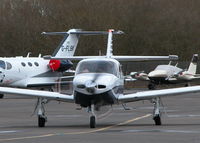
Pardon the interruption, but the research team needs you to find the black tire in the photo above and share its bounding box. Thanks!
[0,94,4,99]
[185,84,189,87]
[148,83,155,90]
[38,116,46,127]
[90,116,96,128]
[153,115,162,125]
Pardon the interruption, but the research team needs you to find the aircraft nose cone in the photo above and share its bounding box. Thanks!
[85,80,97,94]
[148,70,168,78]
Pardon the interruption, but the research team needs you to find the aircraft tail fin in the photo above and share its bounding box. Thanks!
[106,29,124,58]
[42,29,82,57]
[42,29,124,57]
[187,54,198,74]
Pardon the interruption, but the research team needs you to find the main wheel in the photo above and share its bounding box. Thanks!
[90,116,96,128]
[148,83,156,90]
[0,94,4,99]
[38,116,46,127]
[153,115,161,125]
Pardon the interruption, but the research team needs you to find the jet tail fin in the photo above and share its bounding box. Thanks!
[42,29,123,57]
[42,29,82,57]
[187,54,198,74]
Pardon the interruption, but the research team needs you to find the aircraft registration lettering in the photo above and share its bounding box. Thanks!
[61,45,74,52]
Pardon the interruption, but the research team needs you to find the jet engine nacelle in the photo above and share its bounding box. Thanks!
[49,59,73,72]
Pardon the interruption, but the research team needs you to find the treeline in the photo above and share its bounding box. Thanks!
[0,0,200,60]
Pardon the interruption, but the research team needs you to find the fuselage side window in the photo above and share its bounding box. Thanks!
[0,60,6,69]
[34,62,39,67]
[28,62,32,67]
[6,62,12,70]
[21,62,26,67]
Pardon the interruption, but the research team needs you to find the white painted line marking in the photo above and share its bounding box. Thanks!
[0,130,19,134]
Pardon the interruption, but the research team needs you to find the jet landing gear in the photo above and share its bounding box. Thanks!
[37,98,47,127]
[152,97,162,125]
[89,104,96,128]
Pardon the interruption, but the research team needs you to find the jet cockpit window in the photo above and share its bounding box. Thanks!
[6,62,12,70]
[77,60,118,76]
[0,60,5,69]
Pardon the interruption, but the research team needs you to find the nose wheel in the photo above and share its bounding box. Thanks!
[90,116,96,128]
[89,104,96,128]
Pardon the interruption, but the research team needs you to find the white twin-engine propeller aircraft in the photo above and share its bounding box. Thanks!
[1,29,199,129]
[130,54,200,89]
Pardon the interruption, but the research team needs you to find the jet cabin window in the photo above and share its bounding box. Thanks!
[77,61,118,76]
[21,62,26,67]
[0,60,5,69]
[28,62,32,67]
[6,62,12,70]
[34,62,39,67]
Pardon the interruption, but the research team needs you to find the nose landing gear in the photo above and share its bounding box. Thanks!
[88,104,96,128]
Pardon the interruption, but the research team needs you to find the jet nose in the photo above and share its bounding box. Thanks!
[148,70,168,78]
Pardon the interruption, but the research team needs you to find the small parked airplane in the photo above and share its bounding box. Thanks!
[130,54,199,89]
[1,29,198,129]
[0,29,112,98]
[0,29,82,98]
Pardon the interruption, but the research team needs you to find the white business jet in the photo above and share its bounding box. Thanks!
[0,29,103,98]
[1,29,199,129]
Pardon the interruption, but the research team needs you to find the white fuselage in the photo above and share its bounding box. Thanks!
[0,57,61,87]
[73,58,124,107]
[148,65,182,84]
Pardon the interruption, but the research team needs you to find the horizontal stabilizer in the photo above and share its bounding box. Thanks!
[44,55,178,61]
[42,30,124,36]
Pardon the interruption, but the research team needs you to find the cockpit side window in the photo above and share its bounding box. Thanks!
[0,60,5,69]
[6,62,12,70]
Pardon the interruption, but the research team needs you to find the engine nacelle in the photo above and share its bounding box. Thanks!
[49,59,73,72]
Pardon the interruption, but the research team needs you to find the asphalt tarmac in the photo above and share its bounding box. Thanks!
[0,91,200,143]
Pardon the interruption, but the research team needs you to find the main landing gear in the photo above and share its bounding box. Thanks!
[152,97,162,125]
[88,104,96,128]
[0,94,4,99]
[37,98,47,127]
[148,83,156,90]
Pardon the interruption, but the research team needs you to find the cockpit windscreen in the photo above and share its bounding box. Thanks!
[76,60,118,76]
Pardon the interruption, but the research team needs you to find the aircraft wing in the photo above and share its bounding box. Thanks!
[44,55,178,61]
[194,74,200,78]
[118,86,200,103]
[27,81,72,87]
[0,87,74,103]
